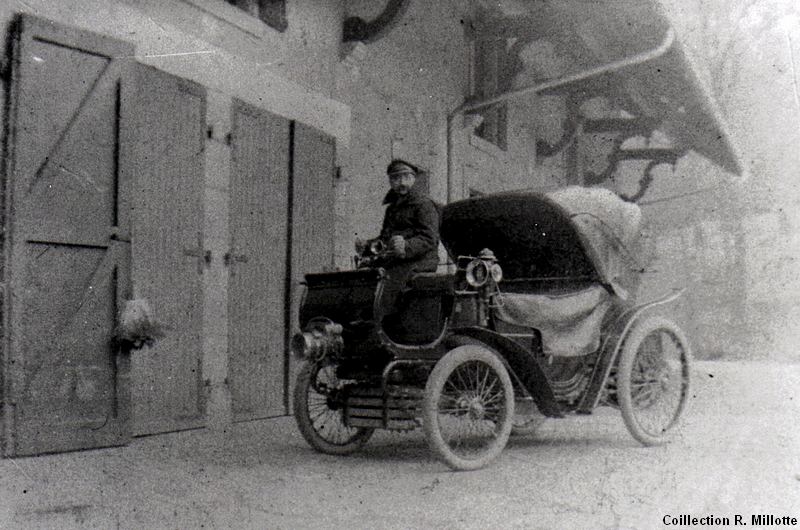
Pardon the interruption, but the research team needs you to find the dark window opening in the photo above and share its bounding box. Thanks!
[475,104,507,150]
[473,38,511,150]
[225,0,287,32]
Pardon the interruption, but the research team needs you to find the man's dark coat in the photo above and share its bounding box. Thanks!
[374,185,440,315]
[378,185,440,272]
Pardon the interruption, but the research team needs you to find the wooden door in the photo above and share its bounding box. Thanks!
[1,15,134,456]
[228,101,290,421]
[128,65,206,436]
[291,123,336,279]
[288,123,336,401]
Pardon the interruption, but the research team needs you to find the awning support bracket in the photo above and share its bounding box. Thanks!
[585,146,685,202]
[447,29,676,203]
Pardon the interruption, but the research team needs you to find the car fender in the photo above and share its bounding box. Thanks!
[577,288,685,412]
[447,327,563,418]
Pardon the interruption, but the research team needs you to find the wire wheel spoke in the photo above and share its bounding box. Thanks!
[308,367,359,445]
[629,329,688,435]
[617,317,691,446]
[436,360,508,457]
[424,346,515,470]
[294,362,373,455]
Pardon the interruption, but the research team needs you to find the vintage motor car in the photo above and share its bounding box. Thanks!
[290,186,690,471]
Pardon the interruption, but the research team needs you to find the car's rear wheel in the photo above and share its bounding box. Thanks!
[618,316,691,446]
[511,396,546,436]
[293,362,373,455]
[423,345,514,470]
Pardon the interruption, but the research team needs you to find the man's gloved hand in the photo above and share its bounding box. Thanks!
[388,235,406,258]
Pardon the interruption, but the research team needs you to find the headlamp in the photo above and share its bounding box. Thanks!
[465,259,490,288]
[367,239,385,255]
[290,319,344,361]
[463,248,502,288]
[490,263,503,283]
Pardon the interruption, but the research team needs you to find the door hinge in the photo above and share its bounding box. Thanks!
[223,252,249,267]
[183,233,211,274]
[206,125,233,146]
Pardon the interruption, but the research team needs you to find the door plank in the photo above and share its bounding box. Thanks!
[128,64,206,436]
[291,123,336,279]
[287,123,336,409]
[228,100,290,421]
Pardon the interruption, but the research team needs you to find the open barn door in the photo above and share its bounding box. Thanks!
[1,15,134,456]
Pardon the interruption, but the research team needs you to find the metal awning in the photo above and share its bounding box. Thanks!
[460,0,745,178]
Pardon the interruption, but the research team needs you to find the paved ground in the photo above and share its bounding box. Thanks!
[1,361,798,529]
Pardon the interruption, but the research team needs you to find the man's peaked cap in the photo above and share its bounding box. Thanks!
[387,159,418,176]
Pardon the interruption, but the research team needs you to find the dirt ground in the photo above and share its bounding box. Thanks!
[1,360,798,529]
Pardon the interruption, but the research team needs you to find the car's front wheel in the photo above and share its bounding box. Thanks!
[423,345,514,470]
[293,362,373,455]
